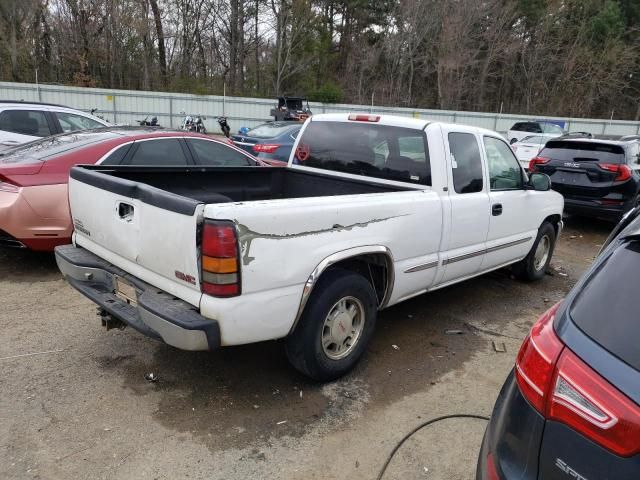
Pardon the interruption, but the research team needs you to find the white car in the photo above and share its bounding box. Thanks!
[507,121,564,145]
[56,113,564,381]
[0,101,109,150]
[511,135,549,170]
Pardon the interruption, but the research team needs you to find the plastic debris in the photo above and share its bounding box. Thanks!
[445,329,464,335]
[276,420,287,425]
[392,344,400,350]
[144,373,158,382]
[253,404,260,409]
[492,341,507,353]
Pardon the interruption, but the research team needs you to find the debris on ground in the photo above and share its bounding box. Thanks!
[445,329,464,335]
[276,420,287,425]
[543,298,550,303]
[144,373,158,382]
[253,404,260,409]
[392,344,400,350]
[299,391,303,399]
[492,341,507,353]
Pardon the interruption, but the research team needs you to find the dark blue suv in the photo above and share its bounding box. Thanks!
[477,209,640,480]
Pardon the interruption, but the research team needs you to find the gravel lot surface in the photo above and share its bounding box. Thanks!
[0,216,611,480]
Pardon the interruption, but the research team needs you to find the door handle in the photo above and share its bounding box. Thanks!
[492,203,503,216]
[117,202,134,221]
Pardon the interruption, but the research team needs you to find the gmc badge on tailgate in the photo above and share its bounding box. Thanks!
[175,270,196,285]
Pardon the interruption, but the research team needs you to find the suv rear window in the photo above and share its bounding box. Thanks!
[570,240,640,371]
[542,141,626,164]
[297,121,431,185]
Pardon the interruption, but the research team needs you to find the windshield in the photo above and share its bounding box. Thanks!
[570,240,640,372]
[296,120,431,185]
[541,141,625,164]
[0,130,120,164]
[248,123,299,139]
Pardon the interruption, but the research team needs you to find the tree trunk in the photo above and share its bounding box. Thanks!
[148,0,167,86]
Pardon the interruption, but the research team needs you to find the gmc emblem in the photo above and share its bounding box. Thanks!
[174,270,196,285]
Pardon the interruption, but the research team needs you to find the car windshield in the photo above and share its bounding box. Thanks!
[248,123,298,139]
[541,141,626,164]
[0,130,120,164]
[570,240,640,372]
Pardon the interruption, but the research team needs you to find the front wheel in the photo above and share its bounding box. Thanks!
[285,269,377,381]
[513,222,556,281]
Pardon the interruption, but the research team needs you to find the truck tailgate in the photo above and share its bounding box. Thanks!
[68,167,205,307]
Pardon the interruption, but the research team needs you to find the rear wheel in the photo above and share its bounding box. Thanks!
[513,222,556,281]
[285,268,377,381]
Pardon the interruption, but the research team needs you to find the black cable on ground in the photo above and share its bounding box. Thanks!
[376,413,491,480]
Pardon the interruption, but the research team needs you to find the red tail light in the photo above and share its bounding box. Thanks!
[528,156,550,172]
[515,302,640,457]
[348,114,380,122]
[253,144,280,154]
[201,221,240,297]
[598,163,632,181]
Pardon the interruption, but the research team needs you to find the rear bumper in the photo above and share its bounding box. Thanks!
[55,244,220,351]
[563,197,630,220]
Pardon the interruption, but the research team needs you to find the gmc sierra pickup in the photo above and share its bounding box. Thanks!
[55,113,563,380]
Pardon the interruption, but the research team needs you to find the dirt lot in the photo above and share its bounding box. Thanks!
[0,217,611,480]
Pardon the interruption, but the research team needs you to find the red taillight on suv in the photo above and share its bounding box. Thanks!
[528,156,550,172]
[253,144,280,154]
[201,221,240,297]
[515,302,640,457]
[598,163,632,182]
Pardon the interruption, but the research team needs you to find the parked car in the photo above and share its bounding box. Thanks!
[511,135,549,170]
[0,101,110,150]
[507,121,564,145]
[230,121,302,164]
[0,127,266,251]
[477,206,640,480]
[55,113,563,381]
[529,134,640,221]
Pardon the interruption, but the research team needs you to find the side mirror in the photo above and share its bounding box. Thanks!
[528,172,551,191]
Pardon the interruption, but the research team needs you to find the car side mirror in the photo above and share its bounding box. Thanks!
[527,172,551,191]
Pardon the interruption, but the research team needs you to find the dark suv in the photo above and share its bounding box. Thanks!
[529,134,640,221]
[477,206,640,480]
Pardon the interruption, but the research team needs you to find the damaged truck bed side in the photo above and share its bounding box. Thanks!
[56,113,564,381]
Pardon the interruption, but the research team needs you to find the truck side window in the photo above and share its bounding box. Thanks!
[484,136,524,190]
[449,132,483,194]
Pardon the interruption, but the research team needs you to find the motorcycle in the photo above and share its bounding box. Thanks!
[180,113,207,134]
[217,116,231,137]
[138,116,160,127]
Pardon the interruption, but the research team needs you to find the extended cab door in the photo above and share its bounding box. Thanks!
[481,135,539,270]
[437,128,490,285]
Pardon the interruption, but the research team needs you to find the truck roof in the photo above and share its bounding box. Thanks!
[310,113,502,138]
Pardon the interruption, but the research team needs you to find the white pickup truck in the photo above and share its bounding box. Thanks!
[55,114,563,380]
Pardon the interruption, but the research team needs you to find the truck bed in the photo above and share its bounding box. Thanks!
[70,166,410,211]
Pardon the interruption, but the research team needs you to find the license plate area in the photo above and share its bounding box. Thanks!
[114,276,138,306]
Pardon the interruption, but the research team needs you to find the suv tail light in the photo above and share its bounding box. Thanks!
[201,221,240,297]
[253,143,280,154]
[515,302,640,457]
[528,156,550,172]
[598,163,632,181]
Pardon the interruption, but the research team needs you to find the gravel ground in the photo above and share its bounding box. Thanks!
[0,216,611,480]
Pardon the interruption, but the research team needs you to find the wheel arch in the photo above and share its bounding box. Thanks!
[289,246,394,335]
[542,213,562,238]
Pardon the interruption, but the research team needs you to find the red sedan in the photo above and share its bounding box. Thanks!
[0,127,270,251]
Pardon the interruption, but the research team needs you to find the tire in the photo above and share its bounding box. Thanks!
[285,268,377,381]
[513,222,556,281]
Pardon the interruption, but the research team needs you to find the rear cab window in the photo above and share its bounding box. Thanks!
[541,141,626,164]
[570,240,640,371]
[296,120,431,185]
